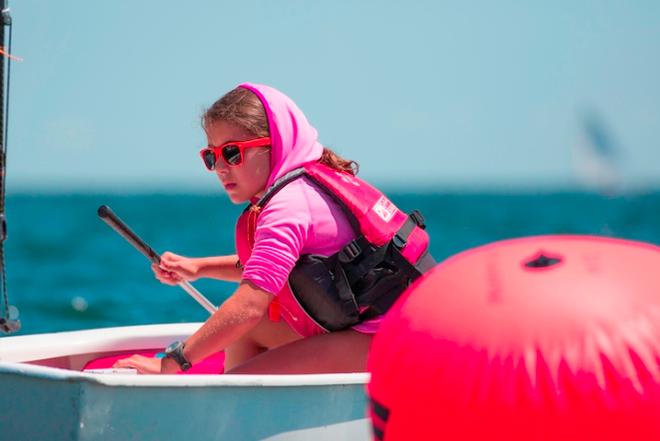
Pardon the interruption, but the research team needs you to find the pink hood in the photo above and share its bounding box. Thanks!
[238,83,323,188]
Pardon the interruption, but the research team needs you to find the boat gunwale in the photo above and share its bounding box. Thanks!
[0,361,370,387]
[0,322,204,361]
[0,322,370,387]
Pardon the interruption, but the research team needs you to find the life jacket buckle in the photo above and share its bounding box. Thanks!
[339,240,362,263]
[410,210,425,229]
[392,233,406,250]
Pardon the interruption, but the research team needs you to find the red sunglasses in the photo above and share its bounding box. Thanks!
[200,137,271,170]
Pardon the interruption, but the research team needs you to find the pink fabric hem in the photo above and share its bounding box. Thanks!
[352,316,383,334]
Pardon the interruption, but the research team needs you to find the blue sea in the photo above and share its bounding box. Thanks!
[3,190,660,336]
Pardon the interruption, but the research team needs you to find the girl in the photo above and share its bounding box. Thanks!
[115,83,433,374]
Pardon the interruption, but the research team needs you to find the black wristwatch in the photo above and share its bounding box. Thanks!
[164,341,192,371]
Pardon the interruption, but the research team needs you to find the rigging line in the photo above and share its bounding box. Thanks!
[2,10,10,200]
[0,252,6,321]
[0,3,10,327]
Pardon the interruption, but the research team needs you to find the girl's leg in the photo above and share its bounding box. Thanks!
[225,329,373,374]
[223,314,303,371]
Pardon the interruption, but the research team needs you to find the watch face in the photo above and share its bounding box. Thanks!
[166,341,182,354]
[163,341,191,371]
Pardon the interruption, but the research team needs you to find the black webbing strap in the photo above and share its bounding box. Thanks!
[390,211,436,276]
[343,214,428,288]
[340,238,386,284]
[254,167,306,208]
[355,215,437,319]
[415,251,437,273]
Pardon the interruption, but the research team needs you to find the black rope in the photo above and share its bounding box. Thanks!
[4,6,10,164]
[0,2,18,333]
[0,4,8,323]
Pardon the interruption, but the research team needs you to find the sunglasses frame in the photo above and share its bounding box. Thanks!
[200,137,271,170]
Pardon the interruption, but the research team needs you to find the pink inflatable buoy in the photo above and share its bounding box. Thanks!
[368,235,660,440]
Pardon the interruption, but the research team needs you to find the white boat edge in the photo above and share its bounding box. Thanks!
[0,323,371,387]
[0,360,370,387]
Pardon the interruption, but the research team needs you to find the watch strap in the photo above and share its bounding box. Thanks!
[165,341,192,371]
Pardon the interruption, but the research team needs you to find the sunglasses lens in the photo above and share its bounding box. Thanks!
[222,145,242,165]
[222,145,242,166]
[202,149,216,170]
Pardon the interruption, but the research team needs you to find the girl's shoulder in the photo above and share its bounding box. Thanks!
[255,175,355,251]
[258,176,349,229]
[262,176,333,214]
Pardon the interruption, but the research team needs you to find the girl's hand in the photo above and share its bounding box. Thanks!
[112,354,174,374]
[152,252,201,285]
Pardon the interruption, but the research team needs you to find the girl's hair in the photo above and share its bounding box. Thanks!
[202,87,359,176]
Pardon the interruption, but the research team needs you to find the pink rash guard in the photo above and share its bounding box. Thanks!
[236,83,382,336]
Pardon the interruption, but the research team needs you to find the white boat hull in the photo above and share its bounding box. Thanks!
[0,324,371,441]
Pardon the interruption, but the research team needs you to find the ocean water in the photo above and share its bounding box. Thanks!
[3,190,660,336]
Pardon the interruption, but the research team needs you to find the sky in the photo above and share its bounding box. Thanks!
[5,0,660,193]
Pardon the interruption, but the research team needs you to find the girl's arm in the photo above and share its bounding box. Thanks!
[114,280,271,374]
[181,280,270,364]
[154,252,243,284]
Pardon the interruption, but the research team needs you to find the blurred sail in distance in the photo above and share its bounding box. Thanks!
[573,111,622,194]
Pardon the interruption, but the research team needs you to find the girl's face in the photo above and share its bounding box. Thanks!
[205,121,271,203]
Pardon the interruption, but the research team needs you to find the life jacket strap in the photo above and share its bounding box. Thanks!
[255,167,307,208]
[414,251,437,274]
[392,210,424,250]
[342,214,432,289]
[352,215,437,320]
[338,238,364,264]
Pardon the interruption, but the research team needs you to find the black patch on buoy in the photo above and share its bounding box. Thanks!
[369,397,390,440]
[524,253,562,269]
